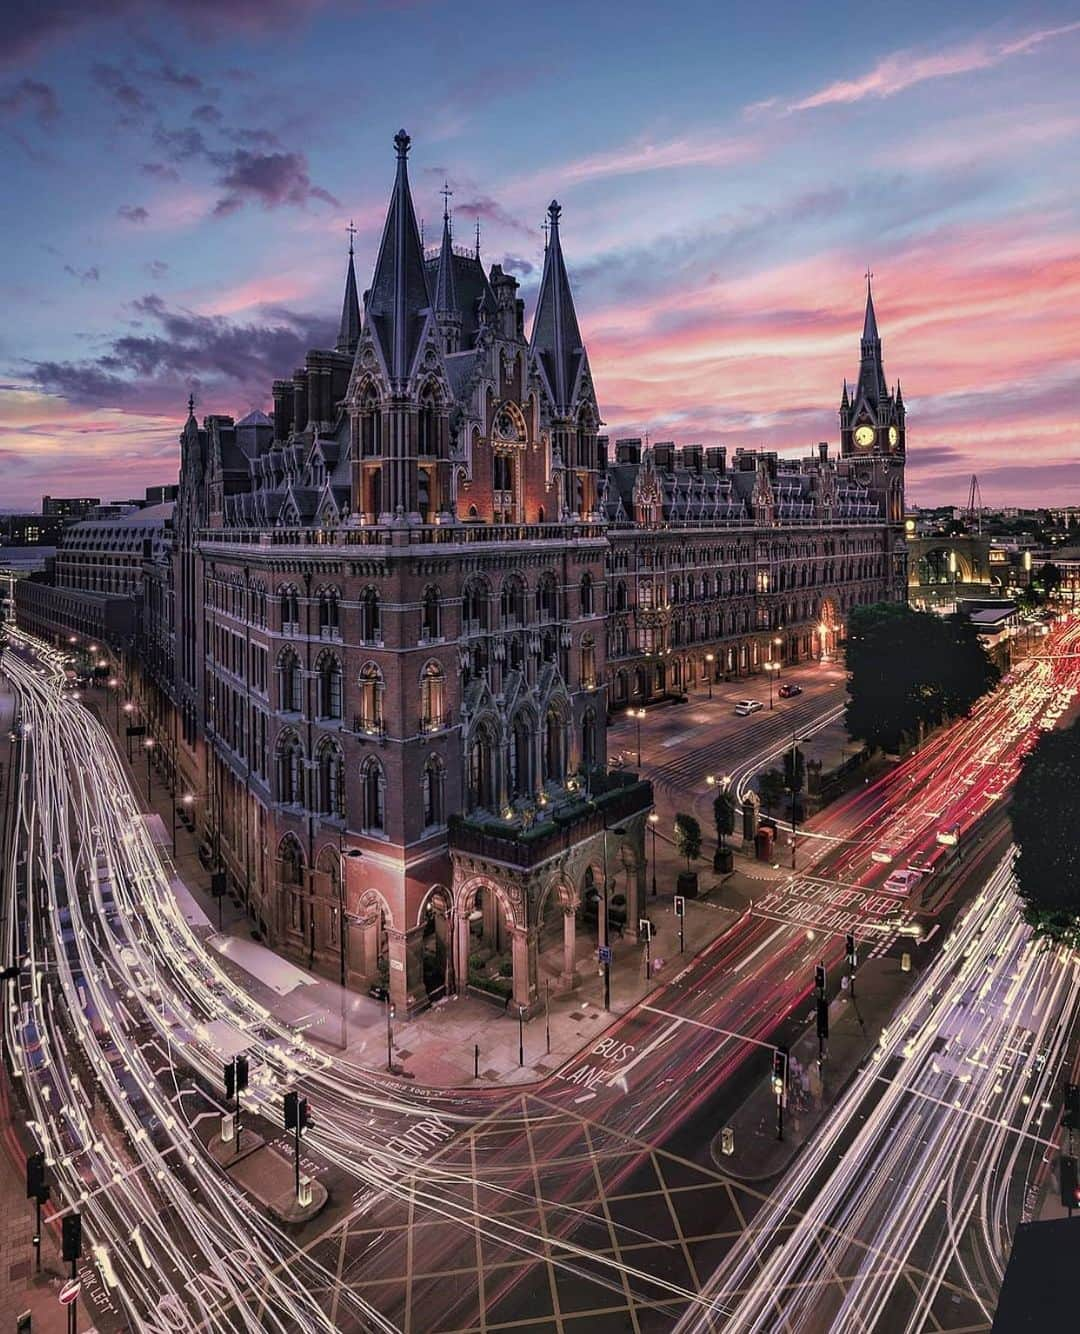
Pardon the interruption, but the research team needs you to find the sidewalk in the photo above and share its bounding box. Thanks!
[712,949,921,1179]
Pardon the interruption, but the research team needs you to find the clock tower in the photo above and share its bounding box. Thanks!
[839,273,905,458]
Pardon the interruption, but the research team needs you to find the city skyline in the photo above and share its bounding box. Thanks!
[2,1,1079,508]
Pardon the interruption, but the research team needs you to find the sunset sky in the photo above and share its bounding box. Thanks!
[2,0,1078,510]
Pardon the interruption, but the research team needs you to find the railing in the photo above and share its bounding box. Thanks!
[198,519,609,551]
[420,712,453,733]
[351,715,386,738]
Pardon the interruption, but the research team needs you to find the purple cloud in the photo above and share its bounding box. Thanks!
[144,259,169,278]
[212,149,339,216]
[92,62,154,121]
[140,160,180,182]
[118,204,150,223]
[0,77,59,126]
[63,264,101,284]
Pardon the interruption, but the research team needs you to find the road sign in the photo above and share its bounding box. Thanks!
[673,895,686,918]
[638,919,652,941]
[598,945,613,965]
[58,1280,80,1306]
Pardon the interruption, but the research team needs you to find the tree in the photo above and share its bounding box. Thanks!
[845,602,1000,752]
[713,786,736,850]
[672,813,702,871]
[1011,719,1080,949]
[1036,561,1063,599]
[783,745,805,796]
[758,768,787,816]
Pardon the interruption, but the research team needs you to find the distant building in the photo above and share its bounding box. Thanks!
[0,514,65,546]
[42,495,100,518]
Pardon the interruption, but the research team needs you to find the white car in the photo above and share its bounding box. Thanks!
[734,700,763,716]
[882,868,923,896]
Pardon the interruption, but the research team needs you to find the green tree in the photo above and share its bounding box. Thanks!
[672,813,702,871]
[845,602,1000,752]
[1035,561,1063,598]
[713,786,737,850]
[758,768,787,816]
[1011,720,1080,949]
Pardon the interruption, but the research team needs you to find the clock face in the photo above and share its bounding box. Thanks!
[853,425,875,449]
[888,425,899,447]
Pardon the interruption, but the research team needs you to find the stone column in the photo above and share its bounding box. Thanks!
[511,927,539,1014]
[356,916,379,982]
[560,908,577,991]
[387,926,427,1015]
[454,909,471,996]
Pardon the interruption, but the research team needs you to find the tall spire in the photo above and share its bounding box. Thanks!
[433,184,457,315]
[862,268,879,346]
[855,270,887,406]
[530,200,585,413]
[336,219,361,355]
[365,128,432,383]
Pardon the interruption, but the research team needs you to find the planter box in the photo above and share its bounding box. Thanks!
[713,848,734,874]
[677,870,699,898]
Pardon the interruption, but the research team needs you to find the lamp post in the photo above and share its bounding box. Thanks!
[143,736,154,803]
[705,652,714,700]
[107,676,120,730]
[600,820,628,1012]
[764,660,778,708]
[626,707,645,768]
[773,635,783,672]
[123,701,136,760]
[648,812,659,896]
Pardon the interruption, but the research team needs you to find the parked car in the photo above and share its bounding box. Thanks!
[778,683,803,698]
[734,700,763,716]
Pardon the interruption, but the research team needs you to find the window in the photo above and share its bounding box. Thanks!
[280,587,300,633]
[542,708,565,784]
[582,707,597,770]
[278,735,305,806]
[420,662,445,731]
[580,634,597,690]
[317,742,345,818]
[422,757,445,828]
[468,723,497,810]
[418,387,438,456]
[318,653,343,720]
[537,573,558,622]
[360,757,386,831]
[318,590,340,639]
[278,650,302,713]
[501,576,525,628]
[357,663,384,734]
[359,588,381,644]
[361,392,381,456]
[463,579,489,633]
[580,572,594,616]
[510,713,533,799]
[421,586,441,641]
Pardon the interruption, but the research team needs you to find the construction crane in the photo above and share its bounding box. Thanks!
[963,474,984,534]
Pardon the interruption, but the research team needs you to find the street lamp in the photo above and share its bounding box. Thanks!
[764,660,778,708]
[704,652,714,700]
[143,736,155,802]
[626,707,645,768]
[772,635,783,672]
[648,811,659,896]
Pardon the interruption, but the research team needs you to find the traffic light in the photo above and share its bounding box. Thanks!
[26,1151,46,1202]
[815,962,827,996]
[846,934,857,968]
[1064,1083,1080,1131]
[236,1054,249,1095]
[210,871,226,898]
[1060,1154,1080,1210]
[816,996,829,1041]
[771,1045,788,1097]
[224,1057,236,1102]
[62,1212,82,1263]
[284,1091,310,1132]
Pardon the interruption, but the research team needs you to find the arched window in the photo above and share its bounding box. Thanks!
[318,588,340,639]
[542,706,565,784]
[361,390,381,457]
[421,585,441,641]
[537,572,558,622]
[422,756,445,828]
[501,575,526,628]
[360,757,386,832]
[420,662,446,731]
[357,663,384,735]
[277,733,305,806]
[615,579,628,612]
[463,578,490,633]
[580,572,594,616]
[359,587,381,644]
[580,634,597,690]
[317,652,343,720]
[278,649,302,713]
[279,835,304,886]
[316,740,345,818]
[280,586,300,633]
[468,721,497,810]
[418,386,438,457]
[582,707,598,771]
[510,711,534,799]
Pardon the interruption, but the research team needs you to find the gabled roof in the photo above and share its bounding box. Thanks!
[365,129,432,384]
[530,200,585,413]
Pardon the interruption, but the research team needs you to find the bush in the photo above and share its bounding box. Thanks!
[468,952,487,973]
[473,975,512,999]
[497,958,513,979]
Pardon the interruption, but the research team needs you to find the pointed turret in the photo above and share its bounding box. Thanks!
[840,379,849,410]
[530,200,585,414]
[433,204,457,315]
[854,271,888,408]
[861,272,880,347]
[365,129,431,385]
[336,224,361,356]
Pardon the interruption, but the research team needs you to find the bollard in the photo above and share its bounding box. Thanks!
[474,1043,479,1079]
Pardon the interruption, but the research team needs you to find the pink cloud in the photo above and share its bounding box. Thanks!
[788,20,1080,112]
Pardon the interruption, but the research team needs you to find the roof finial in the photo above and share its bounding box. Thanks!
[541,215,549,250]
[346,218,356,257]
[440,179,453,227]
[187,391,195,418]
[475,216,481,261]
[865,266,873,293]
[420,217,425,247]
[548,199,562,230]
[394,128,410,160]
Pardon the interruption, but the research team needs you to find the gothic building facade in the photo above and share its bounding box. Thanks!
[156,131,905,1014]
